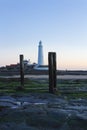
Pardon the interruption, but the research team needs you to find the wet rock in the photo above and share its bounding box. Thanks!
[68,115,87,130]
[0,94,87,130]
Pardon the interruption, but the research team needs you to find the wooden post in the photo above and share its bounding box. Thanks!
[20,54,24,89]
[48,52,57,94]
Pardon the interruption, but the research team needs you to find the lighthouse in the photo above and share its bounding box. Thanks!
[38,41,44,65]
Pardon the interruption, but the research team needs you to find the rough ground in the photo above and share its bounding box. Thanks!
[0,93,87,130]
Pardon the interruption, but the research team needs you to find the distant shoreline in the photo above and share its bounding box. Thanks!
[0,75,87,80]
[0,70,87,76]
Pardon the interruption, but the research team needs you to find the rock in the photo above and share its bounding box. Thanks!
[0,94,87,129]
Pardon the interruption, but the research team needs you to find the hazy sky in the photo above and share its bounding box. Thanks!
[0,0,87,70]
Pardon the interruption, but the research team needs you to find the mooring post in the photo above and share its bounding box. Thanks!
[48,52,57,94]
[20,54,24,89]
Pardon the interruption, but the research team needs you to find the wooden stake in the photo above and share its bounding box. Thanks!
[48,52,57,94]
[20,54,24,89]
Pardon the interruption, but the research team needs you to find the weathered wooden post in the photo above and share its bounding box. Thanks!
[20,54,24,89]
[48,52,57,94]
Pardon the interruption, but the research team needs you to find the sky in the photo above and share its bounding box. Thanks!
[0,0,87,70]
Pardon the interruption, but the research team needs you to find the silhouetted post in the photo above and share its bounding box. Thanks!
[48,52,57,94]
[20,54,24,89]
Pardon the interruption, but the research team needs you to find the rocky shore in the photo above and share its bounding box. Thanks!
[0,93,87,130]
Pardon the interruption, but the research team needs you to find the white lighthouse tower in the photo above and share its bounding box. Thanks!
[38,41,44,65]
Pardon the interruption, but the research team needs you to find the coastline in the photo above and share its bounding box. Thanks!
[0,74,87,80]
